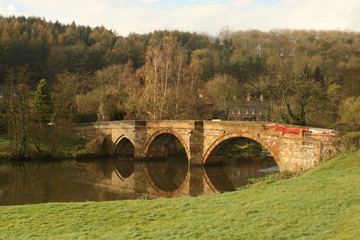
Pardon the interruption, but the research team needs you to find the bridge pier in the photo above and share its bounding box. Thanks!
[133,121,147,160]
[189,121,205,165]
[189,166,204,196]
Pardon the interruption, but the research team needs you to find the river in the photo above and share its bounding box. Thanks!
[0,153,277,206]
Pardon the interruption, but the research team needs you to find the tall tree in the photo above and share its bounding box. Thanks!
[338,97,360,124]
[138,34,184,120]
[249,63,324,126]
[4,67,31,159]
[206,73,240,120]
[53,72,81,119]
[33,79,53,114]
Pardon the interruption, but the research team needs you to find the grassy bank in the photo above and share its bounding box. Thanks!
[0,133,89,160]
[0,151,359,239]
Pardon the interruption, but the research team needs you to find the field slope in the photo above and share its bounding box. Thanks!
[0,151,359,240]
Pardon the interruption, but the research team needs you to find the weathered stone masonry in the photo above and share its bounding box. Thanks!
[74,120,338,172]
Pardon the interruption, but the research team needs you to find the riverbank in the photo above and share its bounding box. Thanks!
[0,133,91,161]
[0,150,359,239]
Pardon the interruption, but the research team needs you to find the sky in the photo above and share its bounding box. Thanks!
[0,0,359,36]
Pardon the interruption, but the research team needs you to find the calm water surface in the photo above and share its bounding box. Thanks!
[0,155,277,206]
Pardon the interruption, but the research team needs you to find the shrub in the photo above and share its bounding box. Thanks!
[337,97,360,124]
[332,123,360,132]
[70,113,98,123]
[84,135,112,156]
[137,193,152,200]
[336,132,360,151]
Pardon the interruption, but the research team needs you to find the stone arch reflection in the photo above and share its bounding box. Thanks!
[203,167,236,192]
[146,133,189,193]
[114,159,135,180]
[204,135,278,192]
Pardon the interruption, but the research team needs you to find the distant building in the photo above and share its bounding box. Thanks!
[228,93,269,122]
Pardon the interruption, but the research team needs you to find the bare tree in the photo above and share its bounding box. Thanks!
[206,73,240,120]
[5,67,30,159]
[249,63,324,125]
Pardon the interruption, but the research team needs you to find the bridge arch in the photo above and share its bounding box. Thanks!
[145,130,190,160]
[113,135,135,157]
[145,130,190,195]
[203,132,281,167]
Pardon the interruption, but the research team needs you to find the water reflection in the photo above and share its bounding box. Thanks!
[204,157,277,192]
[146,159,189,193]
[0,155,277,206]
[0,161,123,206]
[114,158,134,179]
[143,134,189,194]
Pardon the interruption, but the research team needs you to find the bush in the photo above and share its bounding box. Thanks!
[332,123,360,132]
[336,132,360,151]
[84,134,112,156]
[137,193,152,200]
[70,113,98,123]
[337,97,360,124]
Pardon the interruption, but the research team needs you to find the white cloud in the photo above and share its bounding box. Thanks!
[0,1,20,16]
[138,0,160,4]
[0,1,6,13]
[2,0,360,36]
[7,4,18,15]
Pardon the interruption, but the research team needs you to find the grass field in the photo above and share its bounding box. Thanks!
[0,150,359,239]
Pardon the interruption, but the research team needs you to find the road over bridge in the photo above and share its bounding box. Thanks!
[74,120,338,172]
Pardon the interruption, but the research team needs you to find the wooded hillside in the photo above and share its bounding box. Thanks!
[1,16,359,128]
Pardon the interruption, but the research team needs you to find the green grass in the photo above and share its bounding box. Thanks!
[0,151,360,239]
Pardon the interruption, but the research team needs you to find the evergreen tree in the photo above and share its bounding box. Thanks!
[33,79,53,114]
[313,66,325,88]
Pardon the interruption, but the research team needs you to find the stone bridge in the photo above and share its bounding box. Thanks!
[74,120,338,172]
